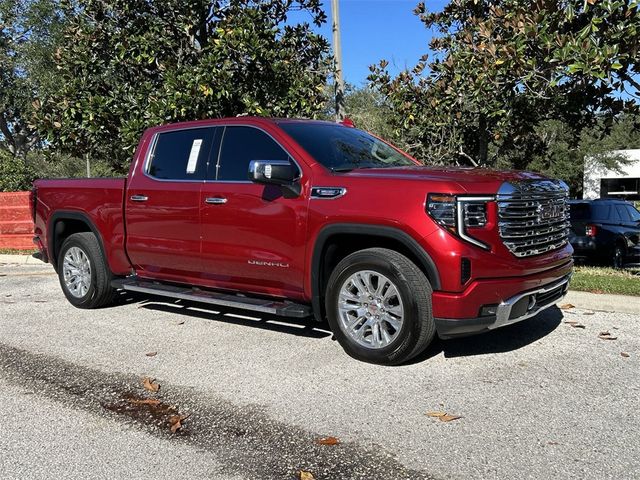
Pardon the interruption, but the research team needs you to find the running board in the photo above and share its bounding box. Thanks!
[111,277,311,318]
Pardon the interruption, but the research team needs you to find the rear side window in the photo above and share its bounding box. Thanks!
[569,203,591,221]
[216,126,290,181]
[591,204,611,221]
[147,128,215,180]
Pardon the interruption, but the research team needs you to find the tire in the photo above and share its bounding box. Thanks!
[612,244,625,269]
[325,248,435,365]
[57,232,116,309]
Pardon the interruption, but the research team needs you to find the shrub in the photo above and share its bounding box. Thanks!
[0,152,37,192]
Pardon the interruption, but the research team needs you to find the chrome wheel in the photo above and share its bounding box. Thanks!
[337,270,404,349]
[63,246,92,298]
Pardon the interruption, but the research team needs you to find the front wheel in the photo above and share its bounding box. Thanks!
[325,248,435,365]
[58,232,116,309]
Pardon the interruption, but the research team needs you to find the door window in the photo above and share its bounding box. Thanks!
[216,126,291,181]
[147,127,215,180]
[625,205,640,222]
[616,205,632,222]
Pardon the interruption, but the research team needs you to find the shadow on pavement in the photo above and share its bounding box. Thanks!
[114,291,564,360]
[119,291,332,339]
[411,306,564,363]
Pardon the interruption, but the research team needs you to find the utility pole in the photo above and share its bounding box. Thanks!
[331,0,346,121]
[85,153,91,178]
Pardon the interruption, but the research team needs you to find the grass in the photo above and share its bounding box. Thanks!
[0,248,37,255]
[570,266,640,296]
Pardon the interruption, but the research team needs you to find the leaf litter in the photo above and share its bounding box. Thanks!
[564,321,585,329]
[316,436,340,446]
[142,377,160,392]
[425,411,462,422]
[598,331,618,341]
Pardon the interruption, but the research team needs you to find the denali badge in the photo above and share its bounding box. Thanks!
[248,260,289,268]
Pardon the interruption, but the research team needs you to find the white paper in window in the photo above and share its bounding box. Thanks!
[186,139,203,174]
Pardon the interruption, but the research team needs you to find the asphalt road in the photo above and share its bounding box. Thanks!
[1,262,638,480]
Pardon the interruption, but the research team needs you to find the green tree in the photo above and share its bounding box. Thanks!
[369,0,640,170]
[36,0,331,171]
[0,0,62,158]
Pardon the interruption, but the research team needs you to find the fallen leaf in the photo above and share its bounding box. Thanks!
[299,471,315,480]
[127,398,161,406]
[145,351,158,357]
[564,320,584,328]
[142,377,160,392]
[317,436,340,446]
[621,352,630,358]
[439,414,463,422]
[426,411,447,418]
[559,303,575,310]
[547,441,560,445]
[582,311,595,315]
[176,320,185,326]
[169,414,190,433]
[598,331,617,341]
[426,411,462,422]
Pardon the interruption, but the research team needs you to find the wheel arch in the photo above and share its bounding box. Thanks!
[310,224,441,323]
[48,211,109,273]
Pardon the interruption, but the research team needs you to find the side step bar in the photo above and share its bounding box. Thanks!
[111,277,311,318]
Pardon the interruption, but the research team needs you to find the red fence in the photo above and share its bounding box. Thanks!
[0,191,34,250]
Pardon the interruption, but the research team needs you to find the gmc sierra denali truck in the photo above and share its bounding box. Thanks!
[32,117,574,365]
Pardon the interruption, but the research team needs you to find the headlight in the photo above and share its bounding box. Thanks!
[427,194,494,249]
[426,194,456,231]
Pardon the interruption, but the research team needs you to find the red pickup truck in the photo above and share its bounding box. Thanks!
[32,117,573,364]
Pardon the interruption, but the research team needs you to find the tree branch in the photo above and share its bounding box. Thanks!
[620,71,640,93]
[0,114,16,152]
[457,147,479,167]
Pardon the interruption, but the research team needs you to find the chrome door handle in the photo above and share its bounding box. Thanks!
[205,197,228,205]
[130,195,148,202]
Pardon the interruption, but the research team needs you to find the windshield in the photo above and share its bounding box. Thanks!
[280,123,416,171]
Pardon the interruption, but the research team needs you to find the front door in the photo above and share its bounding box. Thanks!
[199,125,308,298]
[125,126,217,281]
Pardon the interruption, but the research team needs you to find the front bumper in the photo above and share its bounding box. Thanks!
[435,271,572,339]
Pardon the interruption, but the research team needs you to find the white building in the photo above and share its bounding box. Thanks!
[583,149,640,200]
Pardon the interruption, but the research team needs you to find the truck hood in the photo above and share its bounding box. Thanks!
[341,166,550,194]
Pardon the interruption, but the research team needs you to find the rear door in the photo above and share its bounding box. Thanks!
[199,125,308,298]
[126,127,218,280]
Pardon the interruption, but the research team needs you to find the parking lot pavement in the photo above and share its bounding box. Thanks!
[1,263,639,480]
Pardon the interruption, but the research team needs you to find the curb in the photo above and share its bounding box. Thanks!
[563,290,640,315]
[0,254,45,265]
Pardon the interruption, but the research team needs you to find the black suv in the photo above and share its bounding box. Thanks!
[568,199,640,268]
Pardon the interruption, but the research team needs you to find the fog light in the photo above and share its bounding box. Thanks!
[480,304,498,317]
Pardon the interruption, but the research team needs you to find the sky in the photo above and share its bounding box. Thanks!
[289,0,449,86]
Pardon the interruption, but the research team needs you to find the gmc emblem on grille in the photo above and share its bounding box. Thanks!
[537,204,563,220]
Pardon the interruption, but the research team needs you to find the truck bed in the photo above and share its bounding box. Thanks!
[33,177,131,274]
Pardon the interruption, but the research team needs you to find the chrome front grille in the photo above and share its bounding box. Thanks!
[497,180,570,258]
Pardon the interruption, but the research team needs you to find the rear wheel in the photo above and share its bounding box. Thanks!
[612,244,625,269]
[58,232,116,308]
[325,248,435,365]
